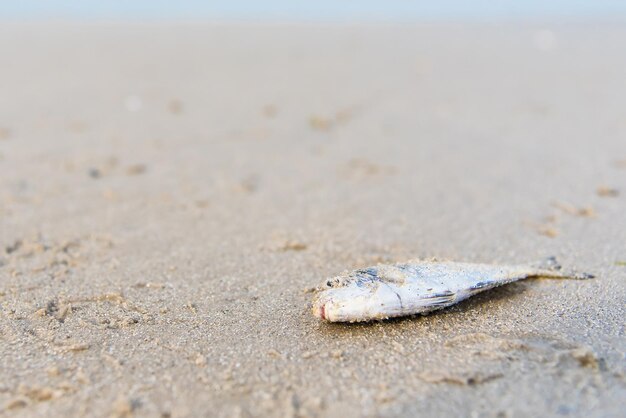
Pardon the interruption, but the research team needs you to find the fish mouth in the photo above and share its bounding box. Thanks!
[319,304,326,320]
[312,297,327,320]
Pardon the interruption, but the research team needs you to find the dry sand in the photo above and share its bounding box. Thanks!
[0,22,625,417]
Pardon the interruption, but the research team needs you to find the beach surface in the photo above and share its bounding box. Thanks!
[0,23,625,417]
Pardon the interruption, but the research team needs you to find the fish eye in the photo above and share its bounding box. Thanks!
[326,280,332,287]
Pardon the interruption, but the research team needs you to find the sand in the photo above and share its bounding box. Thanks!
[0,22,625,417]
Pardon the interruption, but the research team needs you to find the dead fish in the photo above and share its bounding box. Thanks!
[312,257,593,323]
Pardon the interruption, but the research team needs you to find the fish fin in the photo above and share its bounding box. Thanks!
[420,290,456,307]
[529,256,594,280]
[469,280,498,292]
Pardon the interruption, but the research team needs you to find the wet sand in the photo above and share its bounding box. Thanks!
[0,22,625,417]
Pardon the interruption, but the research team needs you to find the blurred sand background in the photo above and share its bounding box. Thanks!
[0,23,625,417]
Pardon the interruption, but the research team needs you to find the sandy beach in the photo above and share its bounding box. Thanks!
[1,23,625,417]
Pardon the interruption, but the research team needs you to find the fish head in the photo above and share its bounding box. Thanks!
[312,273,399,322]
[312,284,373,322]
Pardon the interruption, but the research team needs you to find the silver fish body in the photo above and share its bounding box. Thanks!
[312,257,592,323]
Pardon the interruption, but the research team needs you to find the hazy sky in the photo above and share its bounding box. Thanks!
[1,0,626,21]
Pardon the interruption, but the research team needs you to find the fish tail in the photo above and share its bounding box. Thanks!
[529,256,594,279]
